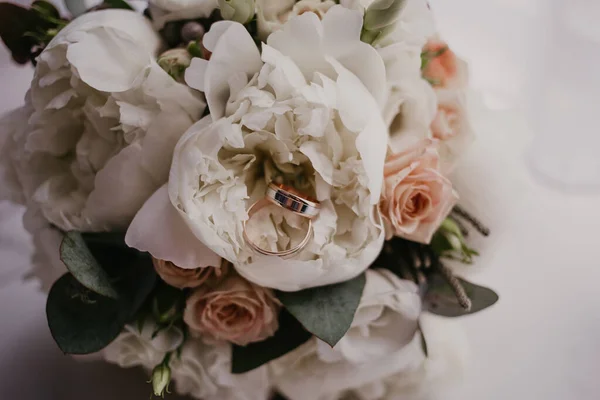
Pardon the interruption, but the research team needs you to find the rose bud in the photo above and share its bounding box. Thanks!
[151,363,171,398]
[157,48,192,82]
[218,0,256,24]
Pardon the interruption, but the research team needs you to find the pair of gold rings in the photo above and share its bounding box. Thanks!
[243,182,321,257]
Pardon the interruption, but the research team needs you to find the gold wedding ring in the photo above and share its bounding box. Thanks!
[243,198,313,257]
[243,183,321,258]
[265,183,321,219]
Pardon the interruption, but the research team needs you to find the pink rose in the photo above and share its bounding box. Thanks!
[422,39,468,90]
[380,139,458,244]
[153,258,228,289]
[183,274,281,346]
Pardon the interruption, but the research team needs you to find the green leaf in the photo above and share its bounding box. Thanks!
[424,274,499,317]
[276,274,366,347]
[103,0,134,10]
[46,274,124,354]
[64,0,93,17]
[31,1,61,19]
[46,250,157,354]
[231,310,312,374]
[60,231,119,299]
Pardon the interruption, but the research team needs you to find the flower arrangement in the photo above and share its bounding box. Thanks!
[0,0,498,399]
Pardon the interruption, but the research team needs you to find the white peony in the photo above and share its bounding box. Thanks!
[128,7,390,291]
[271,269,424,400]
[103,321,184,370]
[349,314,469,400]
[170,339,271,400]
[0,10,205,232]
[148,0,218,29]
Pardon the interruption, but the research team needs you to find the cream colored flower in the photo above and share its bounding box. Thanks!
[171,339,271,400]
[380,139,458,243]
[128,8,389,291]
[103,321,184,370]
[349,314,469,400]
[272,269,424,400]
[183,274,280,345]
[3,10,205,232]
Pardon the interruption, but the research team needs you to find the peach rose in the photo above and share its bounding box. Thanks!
[380,139,458,244]
[153,258,228,289]
[422,39,468,90]
[183,274,281,346]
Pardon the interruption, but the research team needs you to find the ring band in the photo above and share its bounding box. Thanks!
[243,198,312,257]
[265,183,321,219]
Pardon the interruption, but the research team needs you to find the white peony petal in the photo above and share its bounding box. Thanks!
[66,27,153,93]
[126,185,222,269]
[84,143,158,229]
[322,5,387,106]
[194,21,263,120]
[48,10,161,55]
[331,60,387,204]
[185,58,208,92]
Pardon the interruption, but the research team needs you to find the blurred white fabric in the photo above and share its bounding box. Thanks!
[1,1,600,399]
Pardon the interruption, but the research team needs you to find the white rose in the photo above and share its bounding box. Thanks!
[256,0,336,40]
[6,10,205,231]
[272,269,424,400]
[170,339,270,400]
[350,314,469,400]
[128,7,389,291]
[149,0,218,29]
[103,321,184,370]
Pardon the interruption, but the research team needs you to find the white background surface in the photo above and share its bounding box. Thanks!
[1,1,600,399]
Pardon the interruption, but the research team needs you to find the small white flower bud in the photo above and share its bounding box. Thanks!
[218,0,256,24]
[151,363,171,398]
[361,0,407,45]
[157,48,192,82]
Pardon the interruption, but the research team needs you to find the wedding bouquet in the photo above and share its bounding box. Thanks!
[0,0,498,399]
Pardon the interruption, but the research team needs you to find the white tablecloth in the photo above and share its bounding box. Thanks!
[1,1,600,399]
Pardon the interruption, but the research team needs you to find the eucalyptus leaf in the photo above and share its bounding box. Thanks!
[424,274,499,317]
[46,274,124,354]
[231,310,312,374]
[60,231,119,299]
[276,274,366,347]
[46,249,157,354]
[64,0,102,17]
